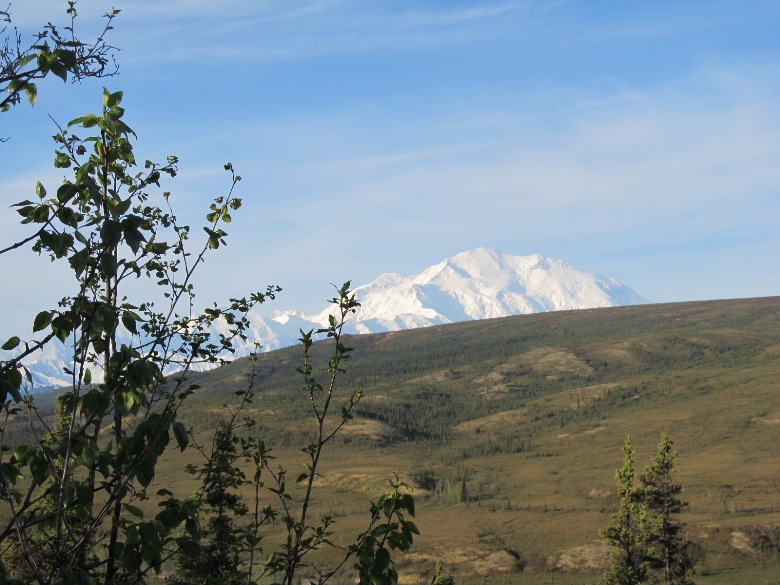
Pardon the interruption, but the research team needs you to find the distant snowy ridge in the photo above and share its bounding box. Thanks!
[7,248,648,390]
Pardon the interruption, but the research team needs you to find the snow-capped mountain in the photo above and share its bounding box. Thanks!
[331,248,647,332]
[6,248,648,391]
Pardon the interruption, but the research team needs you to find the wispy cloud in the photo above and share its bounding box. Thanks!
[203,61,780,294]
[107,0,533,63]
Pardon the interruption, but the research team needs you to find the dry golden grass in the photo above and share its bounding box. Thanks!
[419,369,462,383]
[120,298,780,584]
[454,408,529,433]
[337,417,406,443]
[546,540,612,572]
[474,361,522,398]
[521,347,593,378]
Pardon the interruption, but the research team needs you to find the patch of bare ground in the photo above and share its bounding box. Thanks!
[585,488,611,498]
[397,571,426,585]
[231,407,281,418]
[473,369,514,386]
[312,470,399,494]
[522,347,593,378]
[474,367,519,398]
[546,541,612,573]
[455,408,529,433]
[228,373,253,385]
[730,523,780,557]
[730,531,757,557]
[361,393,391,403]
[411,547,523,576]
[470,549,524,576]
[422,369,462,383]
[476,382,514,399]
[338,418,405,443]
[557,424,606,440]
[558,382,620,409]
[586,340,648,369]
[760,343,780,359]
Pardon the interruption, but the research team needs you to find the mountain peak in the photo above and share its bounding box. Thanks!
[341,248,648,327]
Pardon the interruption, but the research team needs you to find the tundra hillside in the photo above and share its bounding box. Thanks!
[11,296,780,583]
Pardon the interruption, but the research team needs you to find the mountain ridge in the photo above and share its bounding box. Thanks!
[6,248,648,389]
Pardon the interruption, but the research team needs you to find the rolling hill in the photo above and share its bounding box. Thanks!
[13,296,780,584]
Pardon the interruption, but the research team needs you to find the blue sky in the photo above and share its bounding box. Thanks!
[2,1,780,337]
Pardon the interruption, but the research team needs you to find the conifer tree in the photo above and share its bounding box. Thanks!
[169,424,248,585]
[600,437,647,585]
[640,433,695,585]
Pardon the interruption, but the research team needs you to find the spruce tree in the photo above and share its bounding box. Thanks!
[600,437,647,585]
[169,424,248,585]
[640,433,695,585]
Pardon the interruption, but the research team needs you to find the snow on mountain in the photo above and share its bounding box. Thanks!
[332,248,647,332]
[5,248,648,391]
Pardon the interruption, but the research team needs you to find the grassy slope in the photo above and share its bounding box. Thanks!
[18,297,780,583]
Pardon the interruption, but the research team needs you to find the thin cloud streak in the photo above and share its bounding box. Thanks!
[110,1,537,64]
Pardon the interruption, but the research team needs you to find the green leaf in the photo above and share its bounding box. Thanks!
[29,450,51,484]
[50,61,68,82]
[172,421,188,452]
[203,227,221,249]
[101,252,118,278]
[51,315,73,342]
[103,88,123,109]
[56,206,79,228]
[110,196,132,219]
[100,219,122,248]
[382,497,395,519]
[123,224,146,253]
[25,83,37,106]
[39,230,73,258]
[387,532,410,552]
[136,457,155,488]
[375,547,391,570]
[122,311,139,335]
[176,537,201,559]
[54,152,71,168]
[35,182,47,198]
[1,337,20,351]
[0,368,23,403]
[18,54,36,68]
[80,439,99,467]
[400,493,415,516]
[124,503,144,518]
[32,205,49,223]
[69,248,90,275]
[68,114,100,128]
[56,182,78,201]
